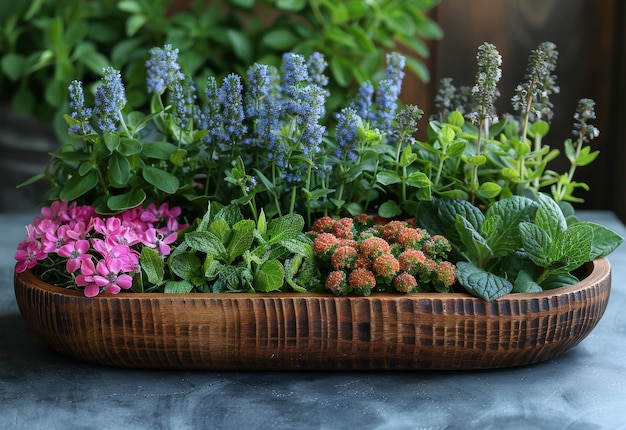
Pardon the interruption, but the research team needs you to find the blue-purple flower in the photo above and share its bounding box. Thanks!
[219,74,247,144]
[334,107,361,162]
[146,44,184,95]
[93,67,126,132]
[68,80,93,135]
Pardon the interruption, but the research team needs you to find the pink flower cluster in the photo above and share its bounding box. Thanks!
[310,216,457,296]
[15,201,186,297]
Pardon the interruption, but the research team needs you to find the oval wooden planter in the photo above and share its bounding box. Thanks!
[14,258,611,370]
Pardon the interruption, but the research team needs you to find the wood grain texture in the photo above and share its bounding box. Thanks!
[14,259,611,370]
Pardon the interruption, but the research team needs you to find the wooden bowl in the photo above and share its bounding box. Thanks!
[14,258,611,370]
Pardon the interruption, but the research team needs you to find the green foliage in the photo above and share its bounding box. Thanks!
[0,0,441,141]
[424,194,623,300]
[139,203,318,293]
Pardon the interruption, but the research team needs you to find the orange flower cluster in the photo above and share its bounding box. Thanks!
[309,215,457,296]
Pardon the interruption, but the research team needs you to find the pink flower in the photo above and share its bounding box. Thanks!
[14,243,47,273]
[92,239,138,272]
[75,258,99,297]
[140,202,181,224]
[143,228,177,256]
[93,258,133,294]
[58,239,92,273]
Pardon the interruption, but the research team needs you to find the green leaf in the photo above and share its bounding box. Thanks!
[119,139,142,156]
[215,204,244,227]
[519,222,552,267]
[226,29,252,62]
[549,223,594,273]
[185,231,227,257]
[512,270,542,293]
[208,218,232,243]
[405,171,431,188]
[261,28,299,50]
[59,170,99,201]
[254,259,285,292]
[576,221,624,259]
[455,215,492,264]
[483,196,537,257]
[280,238,314,260]
[164,280,194,294]
[227,219,255,263]
[107,189,146,211]
[142,141,179,160]
[108,151,131,187]
[169,252,202,280]
[456,261,513,301]
[476,182,501,199]
[1,53,26,81]
[540,272,579,290]
[535,193,567,239]
[142,166,179,194]
[378,200,402,218]
[140,246,164,285]
[266,214,305,245]
[376,171,401,186]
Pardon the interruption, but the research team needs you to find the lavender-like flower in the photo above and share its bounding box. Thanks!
[384,52,406,93]
[93,67,126,133]
[170,75,197,130]
[288,85,326,155]
[334,107,362,162]
[281,53,308,99]
[573,98,599,142]
[370,79,398,134]
[468,42,502,127]
[68,80,93,135]
[350,81,374,120]
[306,52,329,96]
[219,74,247,143]
[245,63,272,118]
[199,76,223,148]
[512,41,560,123]
[392,105,423,141]
[146,44,185,95]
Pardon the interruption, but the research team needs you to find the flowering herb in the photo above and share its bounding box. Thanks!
[14,201,186,296]
[415,42,623,300]
[310,215,456,296]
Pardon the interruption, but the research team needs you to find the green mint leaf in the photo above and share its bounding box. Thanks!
[456,261,513,301]
[576,221,624,259]
[215,204,244,227]
[548,223,594,273]
[483,196,537,257]
[512,270,542,293]
[169,252,202,281]
[140,246,165,286]
[455,215,492,265]
[185,231,227,258]
[164,280,194,294]
[266,213,305,245]
[280,237,314,260]
[535,193,567,239]
[227,219,256,264]
[254,259,285,292]
[435,198,484,245]
[208,218,232,243]
[540,272,579,290]
[519,222,553,267]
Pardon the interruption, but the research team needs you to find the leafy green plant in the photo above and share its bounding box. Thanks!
[421,194,621,301]
[139,202,317,293]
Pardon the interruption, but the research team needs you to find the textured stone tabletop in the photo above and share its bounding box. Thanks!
[1,211,625,430]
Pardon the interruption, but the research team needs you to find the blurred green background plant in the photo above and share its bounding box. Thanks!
[0,0,442,141]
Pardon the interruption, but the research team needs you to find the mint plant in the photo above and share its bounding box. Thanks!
[423,194,622,301]
[139,202,316,293]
